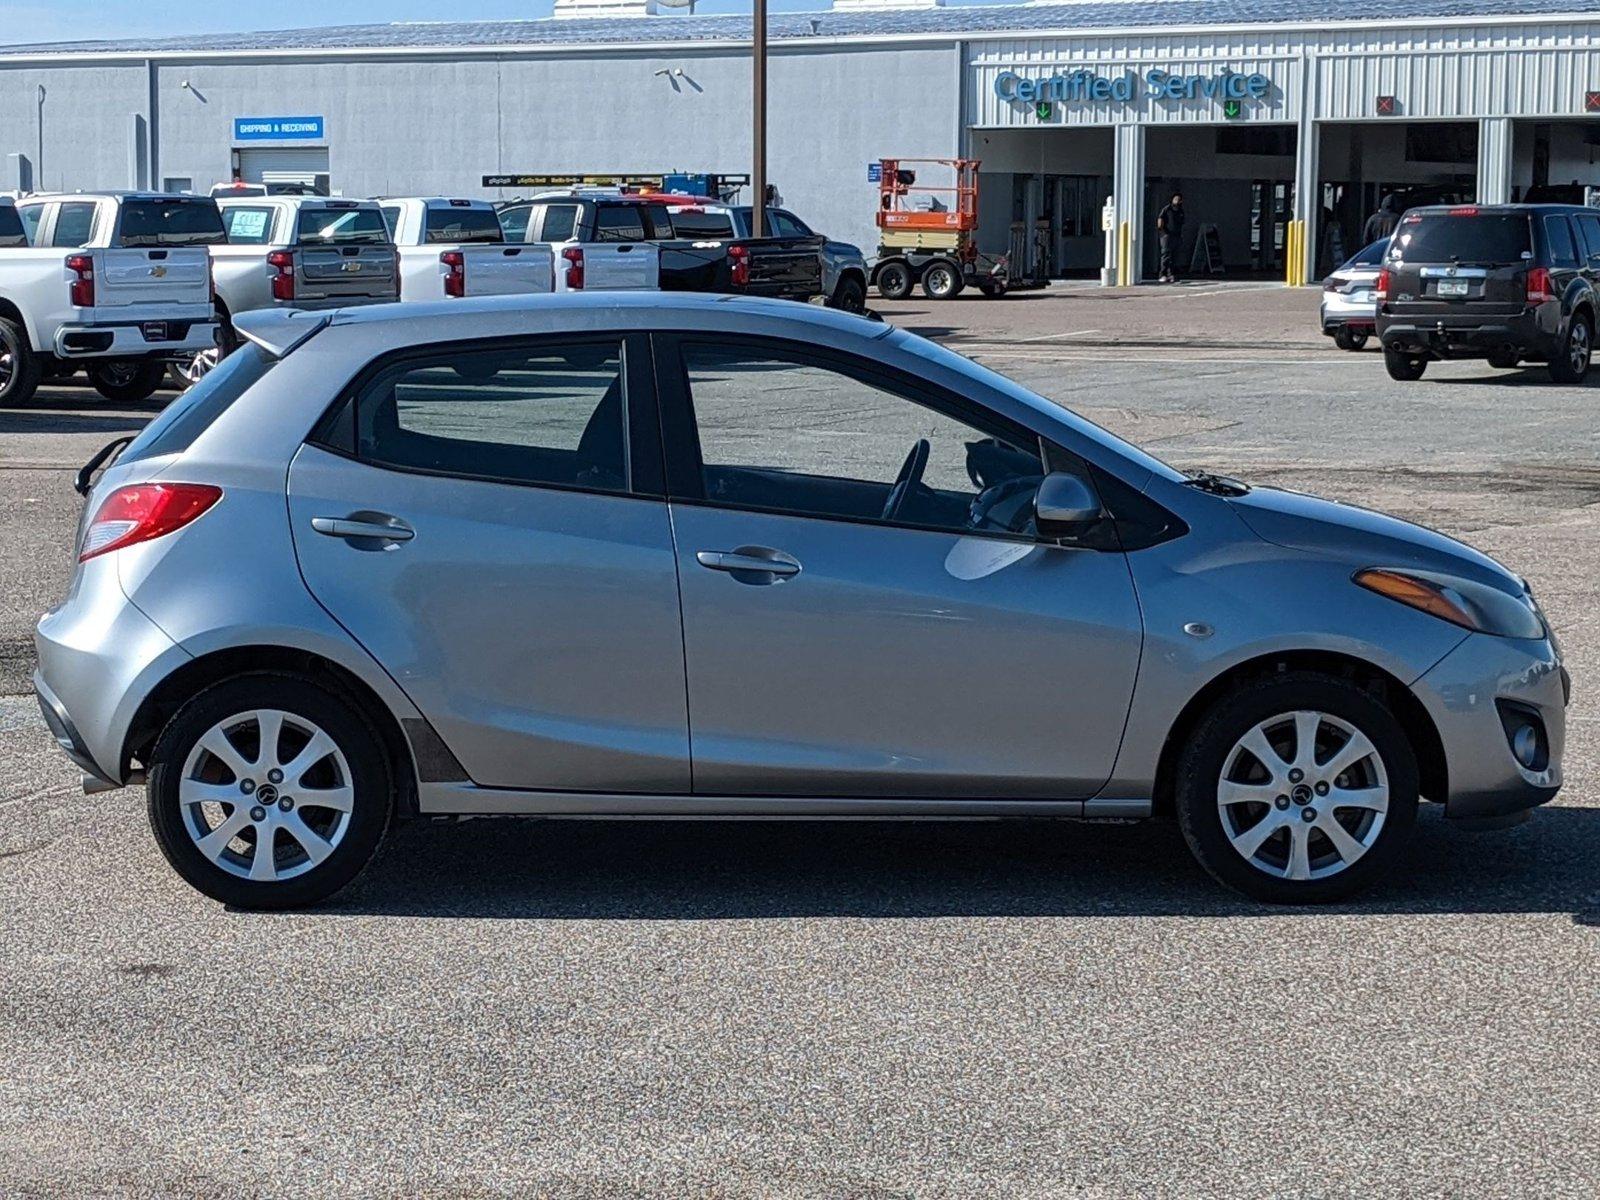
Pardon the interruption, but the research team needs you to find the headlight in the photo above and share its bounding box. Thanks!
[1353,568,1546,639]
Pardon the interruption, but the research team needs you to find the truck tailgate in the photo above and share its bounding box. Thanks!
[462,244,554,295]
[581,243,659,291]
[95,247,212,308]
[298,245,398,302]
[744,237,824,298]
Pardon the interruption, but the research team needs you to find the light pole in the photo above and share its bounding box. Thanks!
[35,85,46,191]
[752,0,766,236]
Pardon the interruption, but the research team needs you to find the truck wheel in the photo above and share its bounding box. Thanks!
[1383,347,1427,381]
[875,261,913,301]
[89,360,166,404]
[978,278,1008,298]
[1548,314,1592,384]
[922,261,961,300]
[0,317,42,407]
[828,275,868,314]
[1333,326,1369,351]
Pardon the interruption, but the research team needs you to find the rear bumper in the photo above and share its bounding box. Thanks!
[1378,309,1556,360]
[1320,295,1376,333]
[53,320,218,360]
[1413,631,1567,822]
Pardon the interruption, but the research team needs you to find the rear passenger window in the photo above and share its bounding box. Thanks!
[352,341,629,493]
[497,205,531,243]
[1576,215,1600,263]
[51,202,97,248]
[539,205,579,242]
[1545,216,1579,267]
[594,206,645,242]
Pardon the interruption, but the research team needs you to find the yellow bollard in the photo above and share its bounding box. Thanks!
[1118,221,1131,287]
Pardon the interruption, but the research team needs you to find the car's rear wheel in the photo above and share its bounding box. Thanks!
[0,316,42,407]
[875,260,913,301]
[146,674,393,909]
[1333,326,1369,351]
[1548,313,1592,384]
[89,359,166,403]
[1175,673,1419,904]
[1383,347,1428,381]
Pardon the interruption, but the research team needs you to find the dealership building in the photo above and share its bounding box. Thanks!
[3,0,1599,282]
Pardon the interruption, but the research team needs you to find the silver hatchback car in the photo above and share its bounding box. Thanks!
[36,294,1566,908]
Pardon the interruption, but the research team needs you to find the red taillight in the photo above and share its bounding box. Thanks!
[78,483,222,562]
[562,246,584,290]
[266,249,295,301]
[1374,268,1390,301]
[66,253,95,307]
[728,243,751,288]
[1526,266,1556,304]
[441,250,465,298]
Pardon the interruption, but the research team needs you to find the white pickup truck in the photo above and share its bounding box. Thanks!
[496,190,662,292]
[0,192,220,404]
[378,197,553,301]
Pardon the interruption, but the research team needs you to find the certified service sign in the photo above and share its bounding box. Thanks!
[233,116,326,141]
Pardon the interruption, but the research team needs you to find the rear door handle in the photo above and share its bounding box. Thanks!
[311,515,415,542]
[695,549,801,580]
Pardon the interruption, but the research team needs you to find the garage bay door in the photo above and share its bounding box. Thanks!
[236,146,331,190]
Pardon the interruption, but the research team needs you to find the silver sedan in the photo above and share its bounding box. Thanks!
[1321,237,1389,350]
[36,293,1566,908]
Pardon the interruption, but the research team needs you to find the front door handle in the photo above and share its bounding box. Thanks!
[311,515,415,543]
[696,548,801,582]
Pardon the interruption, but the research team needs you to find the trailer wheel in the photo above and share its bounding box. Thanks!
[978,278,1008,298]
[922,260,963,300]
[875,260,913,301]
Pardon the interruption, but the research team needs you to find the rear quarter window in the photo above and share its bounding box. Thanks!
[1391,212,1531,264]
[117,344,277,466]
[1544,215,1580,267]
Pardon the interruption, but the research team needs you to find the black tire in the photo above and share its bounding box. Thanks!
[922,260,961,300]
[875,260,913,301]
[452,360,501,382]
[1548,313,1592,384]
[0,316,42,407]
[1383,347,1428,381]
[89,359,166,403]
[827,274,868,314]
[1486,350,1519,369]
[978,278,1008,298]
[1175,672,1419,904]
[1333,326,1369,351]
[146,673,395,910]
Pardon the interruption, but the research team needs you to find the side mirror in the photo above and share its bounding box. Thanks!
[1034,472,1102,537]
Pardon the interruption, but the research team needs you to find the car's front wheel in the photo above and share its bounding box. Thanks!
[146,673,393,909]
[1175,673,1419,903]
[827,274,868,314]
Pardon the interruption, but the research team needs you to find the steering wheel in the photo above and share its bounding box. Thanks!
[881,439,931,522]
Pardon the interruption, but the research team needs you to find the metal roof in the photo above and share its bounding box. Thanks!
[0,0,1593,56]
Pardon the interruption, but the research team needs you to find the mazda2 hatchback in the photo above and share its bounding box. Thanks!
[37,294,1566,908]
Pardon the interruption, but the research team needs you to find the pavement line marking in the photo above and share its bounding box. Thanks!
[1012,328,1103,343]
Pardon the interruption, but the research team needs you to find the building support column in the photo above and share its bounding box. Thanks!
[1288,53,1320,286]
[1109,123,1145,286]
[1477,117,1514,205]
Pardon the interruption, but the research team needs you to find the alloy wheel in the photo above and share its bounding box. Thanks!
[1216,710,1389,882]
[1570,321,1590,375]
[177,709,355,883]
[177,348,220,387]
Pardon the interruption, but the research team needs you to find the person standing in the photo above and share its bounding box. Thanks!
[1156,192,1185,284]
[1363,194,1402,246]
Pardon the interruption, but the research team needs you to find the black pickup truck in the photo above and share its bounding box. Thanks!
[497,192,825,301]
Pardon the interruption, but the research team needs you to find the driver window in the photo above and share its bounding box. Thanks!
[681,343,1049,538]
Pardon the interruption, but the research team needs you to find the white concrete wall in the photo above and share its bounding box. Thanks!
[0,62,148,192]
[148,44,958,256]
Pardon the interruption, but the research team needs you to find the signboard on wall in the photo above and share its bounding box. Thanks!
[233,116,326,141]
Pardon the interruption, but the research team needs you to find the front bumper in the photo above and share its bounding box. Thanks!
[1413,631,1567,821]
[53,319,218,360]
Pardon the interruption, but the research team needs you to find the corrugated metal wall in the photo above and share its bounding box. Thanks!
[968,20,1600,128]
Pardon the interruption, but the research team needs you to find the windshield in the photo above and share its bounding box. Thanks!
[295,207,389,246]
[888,329,1187,485]
[1390,212,1531,264]
[119,199,228,247]
[118,345,277,466]
[423,206,504,244]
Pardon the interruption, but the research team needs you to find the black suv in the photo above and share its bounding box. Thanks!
[1376,204,1600,383]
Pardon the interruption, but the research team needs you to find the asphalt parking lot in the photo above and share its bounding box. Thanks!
[2,283,1597,1198]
